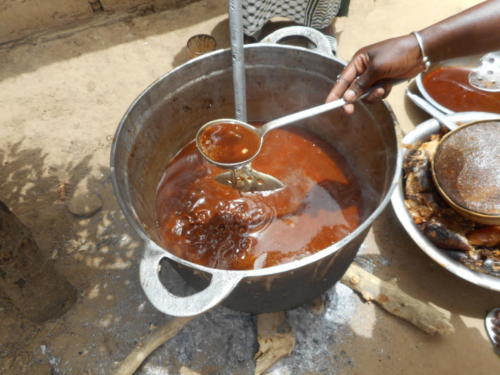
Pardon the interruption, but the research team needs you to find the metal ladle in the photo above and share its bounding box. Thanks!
[197,93,370,192]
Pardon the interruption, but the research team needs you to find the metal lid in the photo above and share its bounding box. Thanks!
[432,120,500,217]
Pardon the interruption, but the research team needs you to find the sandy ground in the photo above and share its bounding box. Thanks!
[1,0,499,374]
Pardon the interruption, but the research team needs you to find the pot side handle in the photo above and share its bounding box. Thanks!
[140,244,242,317]
[260,26,335,57]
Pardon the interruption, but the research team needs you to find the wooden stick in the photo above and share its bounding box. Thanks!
[180,366,201,375]
[254,312,295,375]
[341,263,454,336]
[114,316,195,375]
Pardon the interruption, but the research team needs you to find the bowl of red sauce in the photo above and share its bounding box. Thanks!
[416,56,500,114]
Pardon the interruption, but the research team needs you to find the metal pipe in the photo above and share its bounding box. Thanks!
[228,0,247,122]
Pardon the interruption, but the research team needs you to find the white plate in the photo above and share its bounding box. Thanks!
[391,111,500,291]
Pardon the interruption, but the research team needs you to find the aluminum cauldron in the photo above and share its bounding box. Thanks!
[111,37,402,317]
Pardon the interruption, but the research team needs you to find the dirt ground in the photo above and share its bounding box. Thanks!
[1,0,499,374]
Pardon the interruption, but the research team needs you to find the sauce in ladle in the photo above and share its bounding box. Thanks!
[198,122,261,164]
[156,126,363,270]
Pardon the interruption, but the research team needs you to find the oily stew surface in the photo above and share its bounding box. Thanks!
[155,126,362,270]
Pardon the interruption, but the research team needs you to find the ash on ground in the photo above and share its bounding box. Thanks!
[139,279,358,375]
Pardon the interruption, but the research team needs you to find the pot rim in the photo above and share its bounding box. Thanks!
[110,44,403,277]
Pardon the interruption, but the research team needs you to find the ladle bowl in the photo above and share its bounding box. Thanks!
[196,118,263,168]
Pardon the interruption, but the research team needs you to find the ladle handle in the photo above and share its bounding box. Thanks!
[406,89,458,130]
[260,98,344,135]
[140,244,242,316]
[260,92,368,135]
[259,79,409,135]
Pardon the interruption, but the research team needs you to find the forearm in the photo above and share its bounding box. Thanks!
[419,0,500,62]
[326,0,500,107]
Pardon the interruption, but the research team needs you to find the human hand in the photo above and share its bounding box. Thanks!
[326,34,424,114]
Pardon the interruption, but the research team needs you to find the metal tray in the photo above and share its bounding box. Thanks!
[391,111,500,291]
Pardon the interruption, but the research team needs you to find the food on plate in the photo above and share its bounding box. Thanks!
[467,226,500,248]
[403,130,499,276]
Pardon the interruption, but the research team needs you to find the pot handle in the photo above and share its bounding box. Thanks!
[260,26,335,57]
[140,244,243,316]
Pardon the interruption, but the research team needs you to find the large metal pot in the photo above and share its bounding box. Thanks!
[111,30,402,316]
